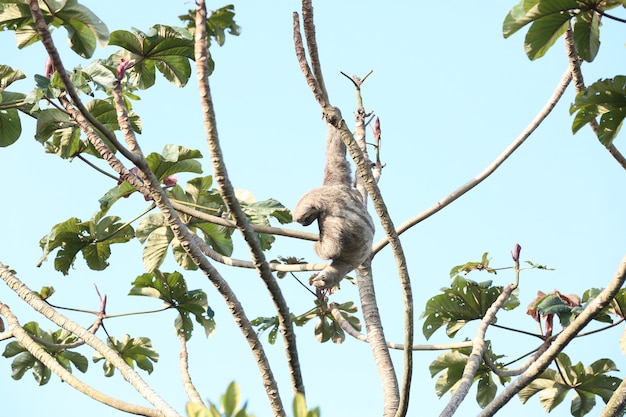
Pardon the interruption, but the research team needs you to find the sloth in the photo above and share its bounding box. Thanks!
[293,110,374,289]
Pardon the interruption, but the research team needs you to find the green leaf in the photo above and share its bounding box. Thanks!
[421,276,519,339]
[573,10,600,62]
[293,393,308,417]
[0,1,108,58]
[2,322,87,384]
[571,76,626,146]
[186,402,219,417]
[523,11,569,60]
[221,381,241,417]
[0,108,21,147]
[53,0,109,58]
[0,64,26,88]
[196,222,233,257]
[146,144,203,182]
[109,25,194,88]
[503,0,579,38]
[93,334,158,377]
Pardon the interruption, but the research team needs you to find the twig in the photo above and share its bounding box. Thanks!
[372,66,573,255]
[482,342,549,377]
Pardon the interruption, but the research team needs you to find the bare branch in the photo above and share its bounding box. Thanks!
[195,0,302,404]
[178,334,204,405]
[293,12,327,107]
[301,0,328,101]
[373,66,573,255]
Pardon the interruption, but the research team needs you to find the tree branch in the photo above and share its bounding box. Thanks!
[372,66,573,254]
[178,334,204,405]
[195,0,303,404]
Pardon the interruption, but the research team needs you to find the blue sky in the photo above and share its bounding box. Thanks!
[1,1,625,416]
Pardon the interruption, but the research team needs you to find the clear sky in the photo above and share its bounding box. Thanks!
[1,1,625,416]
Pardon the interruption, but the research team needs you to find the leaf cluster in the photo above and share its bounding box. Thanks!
[252,300,360,345]
[2,322,88,385]
[129,270,215,340]
[93,334,158,377]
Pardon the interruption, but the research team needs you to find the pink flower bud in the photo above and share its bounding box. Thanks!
[372,116,381,140]
[117,58,134,81]
[162,174,178,187]
[511,243,521,263]
[44,56,54,78]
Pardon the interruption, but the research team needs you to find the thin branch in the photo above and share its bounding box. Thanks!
[301,0,328,101]
[439,283,517,417]
[0,302,165,417]
[0,265,181,417]
[482,342,549,378]
[372,66,573,255]
[195,0,300,407]
[328,303,472,351]
[292,12,327,107]
[190,233,327,272]
[587,3,626,23]
[170,200,318,242]
[479,255,626,417]
[178,334,204,405]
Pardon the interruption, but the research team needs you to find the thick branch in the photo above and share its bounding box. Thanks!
[478,255,626,416]
[373,66,573,254]
[195,0,302,404]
